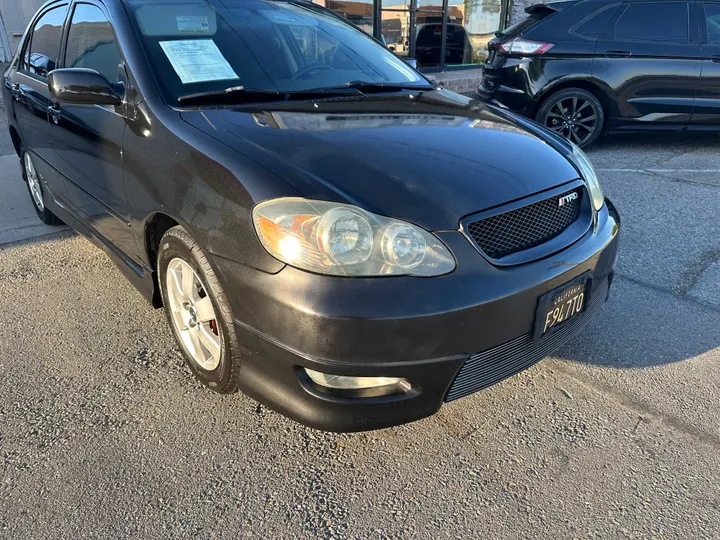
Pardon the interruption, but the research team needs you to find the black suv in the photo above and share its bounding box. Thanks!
[480,0,720,147]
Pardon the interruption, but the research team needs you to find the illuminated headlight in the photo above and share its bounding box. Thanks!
[569,143,604,212]
[304,368,410,392]
[253,198,456,277]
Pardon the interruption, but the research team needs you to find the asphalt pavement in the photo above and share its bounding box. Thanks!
[0,107,718,537]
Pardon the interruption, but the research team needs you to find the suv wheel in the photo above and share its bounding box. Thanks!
[536,88,604,148]
[21,149,61,225]
[158,225,242,393]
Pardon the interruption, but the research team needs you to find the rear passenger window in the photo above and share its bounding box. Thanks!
[613,3,689,44]
[705,4,720,45]
[64,4,122,84]
[25,5,68,78]
[573,5,620,39]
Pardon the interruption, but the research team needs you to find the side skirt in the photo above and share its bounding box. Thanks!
[47,195,161,308]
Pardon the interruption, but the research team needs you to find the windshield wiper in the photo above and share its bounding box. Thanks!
[340,80,435,93]
[177,85,365,106]
[303,81,434,95]
[178,86,288,105]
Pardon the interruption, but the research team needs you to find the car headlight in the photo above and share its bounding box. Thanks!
[569,143,604,212]
[253,198,456,277]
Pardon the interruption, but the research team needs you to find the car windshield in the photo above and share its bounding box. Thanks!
[125,0,427,104]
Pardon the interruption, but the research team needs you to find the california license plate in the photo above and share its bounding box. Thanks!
[534,276,590,340]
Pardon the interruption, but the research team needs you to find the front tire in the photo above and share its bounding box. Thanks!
[21,149,61,225]
[158,225,241,393]
[536,88,604,148]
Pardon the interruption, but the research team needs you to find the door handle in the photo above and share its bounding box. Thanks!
[10,82,22,98]
[712,55,720,63]
[605,50,632,58]
[48,105,62,124]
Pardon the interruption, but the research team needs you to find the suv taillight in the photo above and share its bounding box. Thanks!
[498,38,554,55]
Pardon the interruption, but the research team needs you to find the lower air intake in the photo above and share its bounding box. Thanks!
[445,278,608,402]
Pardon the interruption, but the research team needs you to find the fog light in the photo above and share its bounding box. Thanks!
[304,368,410,391]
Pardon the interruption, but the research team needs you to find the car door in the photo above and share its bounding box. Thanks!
[11,4,69,200]
[49,0,134,255]
[691,2,720,126]
[593,0,701,128]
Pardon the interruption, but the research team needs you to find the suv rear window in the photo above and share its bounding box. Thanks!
[613,3,689,44]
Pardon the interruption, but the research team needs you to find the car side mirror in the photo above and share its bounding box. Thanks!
[405,58,418,70]
[48,68,123,106]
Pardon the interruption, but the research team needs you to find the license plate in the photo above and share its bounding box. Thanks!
[534,276,590,340]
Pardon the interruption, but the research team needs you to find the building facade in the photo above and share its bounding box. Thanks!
[0,0,535,91]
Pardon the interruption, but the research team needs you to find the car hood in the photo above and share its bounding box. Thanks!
[181,91,580,231]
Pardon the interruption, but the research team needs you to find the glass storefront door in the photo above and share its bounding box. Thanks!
[415,0,446,68]
[381,0,411,58]
[316,0,510,70]
[445,0,503,67]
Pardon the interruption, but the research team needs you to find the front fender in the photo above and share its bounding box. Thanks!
[123,98,289,275]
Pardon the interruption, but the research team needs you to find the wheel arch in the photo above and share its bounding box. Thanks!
[144,212,181,308]
[144,212,180,270]
[9,125,21,157]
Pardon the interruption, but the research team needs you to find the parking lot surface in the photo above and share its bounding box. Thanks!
[0,104,718,537]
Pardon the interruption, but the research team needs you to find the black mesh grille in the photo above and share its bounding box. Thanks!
[445,278,608,402]
[467,188,582,260]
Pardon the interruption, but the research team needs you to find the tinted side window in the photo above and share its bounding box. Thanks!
[614,3,689,43]
[64,4,122,83]
[573,5,620,39]
[705,4,720,45]
[26,5,68,77]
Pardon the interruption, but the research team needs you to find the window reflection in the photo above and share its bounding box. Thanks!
[65,4,122,84]
[381,8,410,57]
[25,6,67,77]
[314,0,506,69]
[314,0,375,35]
[445,0,502,66]
[415,0,443,67]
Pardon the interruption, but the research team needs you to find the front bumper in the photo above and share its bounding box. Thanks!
[213,202,620,432]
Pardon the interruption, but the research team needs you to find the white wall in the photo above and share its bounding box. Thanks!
[0,0,45,61]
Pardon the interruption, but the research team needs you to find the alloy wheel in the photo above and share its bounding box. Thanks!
[165,258,222,371]
[544,96,599,146]
[24,152,44,211]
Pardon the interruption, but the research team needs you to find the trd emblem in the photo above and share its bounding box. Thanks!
[558,192,578,207]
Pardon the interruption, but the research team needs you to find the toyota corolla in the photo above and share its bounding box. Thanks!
[4,0,619,431]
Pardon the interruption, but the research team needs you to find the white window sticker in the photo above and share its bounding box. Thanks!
[159,40,239,84]
[259,9,299,24]
[176,15,210,33]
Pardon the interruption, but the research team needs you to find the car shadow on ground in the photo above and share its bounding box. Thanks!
[557,276,720,369]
